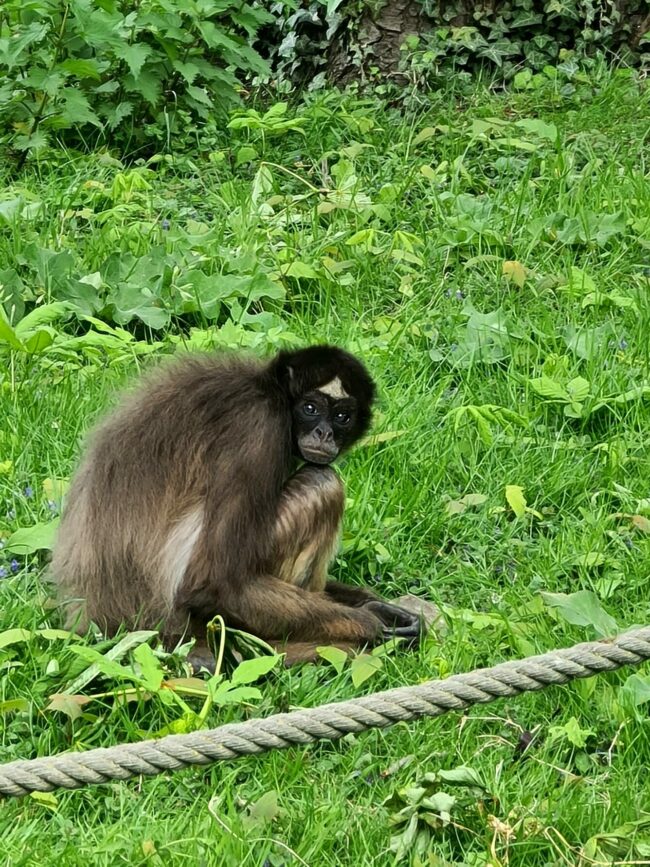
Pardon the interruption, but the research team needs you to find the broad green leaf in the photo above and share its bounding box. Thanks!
[549,716,595,747]
[60,88,102,127]
[562,266,596,294]
[566,377,590,402]
[242,790,282,829]
[211,683,261,705]
[412,126,437,146]
[0,628,33,649]
[187,85,213,107]
[0,311,25,350]
[173,61,201,84]
[30,791,59,809]
[231,654,280,684]
[63,631,159,694]
[235,145,257,166]
[281,262,319,279]
[37,628,81,641]
[516,118,558,142]
[57,58,102,80]
[316,646,349,673]
[109,284,170,329]
[437,766,486,788]
[23,329,55,354]
[620,674,650,707]
[46,693,91,720]
[528,376,569,401]
[502,259,526,287]
[5,519,59,554]
[67,646,144,682]
[540,590,618,637]
[42,477,69,504]
[133,643,164,692]
[350,653,383,687]
[420,791,456,816]
[14,302,70,336]
[115,43,152,79]
[346,228,376,247]
[360,430,407,446]
[505,485,526,518]
[0,699,30,715]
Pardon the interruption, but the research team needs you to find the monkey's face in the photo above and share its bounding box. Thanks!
[293,391,358,465]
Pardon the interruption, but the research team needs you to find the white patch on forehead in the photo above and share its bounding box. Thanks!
[317,377,348,399]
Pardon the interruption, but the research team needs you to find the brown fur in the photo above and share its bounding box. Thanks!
[51,347,419,666]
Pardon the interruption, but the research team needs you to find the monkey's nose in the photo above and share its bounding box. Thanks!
[315,426,333,442]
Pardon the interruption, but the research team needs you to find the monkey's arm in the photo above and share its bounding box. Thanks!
[325,580,421,632]
[219,575,387,644]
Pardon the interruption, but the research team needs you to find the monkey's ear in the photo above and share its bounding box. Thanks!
[270,352,298,395]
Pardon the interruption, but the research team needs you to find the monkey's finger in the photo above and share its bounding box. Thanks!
[365,600,421,629]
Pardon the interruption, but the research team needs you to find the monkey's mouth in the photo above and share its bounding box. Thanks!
[299,446,339,465]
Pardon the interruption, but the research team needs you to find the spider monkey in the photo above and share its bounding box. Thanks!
[51,345,421,668]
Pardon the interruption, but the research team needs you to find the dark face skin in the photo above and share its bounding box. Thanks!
[293,390,358,464]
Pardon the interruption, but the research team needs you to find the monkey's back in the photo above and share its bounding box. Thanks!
[51,354,292,636]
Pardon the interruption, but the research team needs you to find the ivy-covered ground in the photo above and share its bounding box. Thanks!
[1,67,650,865]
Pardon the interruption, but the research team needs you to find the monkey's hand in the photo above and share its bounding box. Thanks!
[363,600,422,643]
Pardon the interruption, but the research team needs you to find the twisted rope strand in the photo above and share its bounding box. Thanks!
[1,626,649,798]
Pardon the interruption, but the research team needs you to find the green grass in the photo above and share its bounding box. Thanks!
[1,66,650,865]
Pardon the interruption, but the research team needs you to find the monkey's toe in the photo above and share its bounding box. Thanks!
[187,648,217,676]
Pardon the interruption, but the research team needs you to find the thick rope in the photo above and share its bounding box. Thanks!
[1,626,649,798]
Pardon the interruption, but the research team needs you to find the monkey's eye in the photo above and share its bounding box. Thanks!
[303,403,318,415]
[334,412,351,425]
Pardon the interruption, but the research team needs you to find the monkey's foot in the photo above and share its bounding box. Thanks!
[393,595,446,637]
[187,646,217,676]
